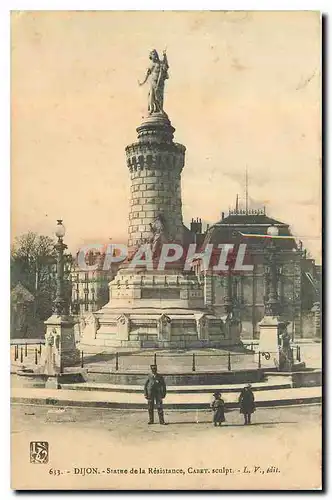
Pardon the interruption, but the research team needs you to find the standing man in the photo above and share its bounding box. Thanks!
[144,364,167,425]
[238,384,256,425]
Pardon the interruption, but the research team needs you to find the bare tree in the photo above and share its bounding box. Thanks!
[11,232,72,327]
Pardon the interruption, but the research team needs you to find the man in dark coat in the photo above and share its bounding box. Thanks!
[144,365,167,425]
[238,384,256,425]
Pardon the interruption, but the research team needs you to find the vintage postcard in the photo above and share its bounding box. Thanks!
[11,11,322,490]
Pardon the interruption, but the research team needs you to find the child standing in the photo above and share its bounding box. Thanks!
[210,391,226,427]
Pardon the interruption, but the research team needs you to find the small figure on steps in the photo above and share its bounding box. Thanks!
[210,391,226,427]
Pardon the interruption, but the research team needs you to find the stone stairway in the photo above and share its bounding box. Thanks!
[11,386,321,410]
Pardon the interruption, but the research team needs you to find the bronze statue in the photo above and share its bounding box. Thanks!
[138,49,169,114]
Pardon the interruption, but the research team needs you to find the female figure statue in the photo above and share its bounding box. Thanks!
[138,49,169,114]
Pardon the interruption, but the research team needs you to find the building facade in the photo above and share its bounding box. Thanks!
[70,251,116,317]
[192,208,321,339]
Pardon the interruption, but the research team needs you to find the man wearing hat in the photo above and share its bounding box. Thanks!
[238,384,256,425]
[144,364,167,425]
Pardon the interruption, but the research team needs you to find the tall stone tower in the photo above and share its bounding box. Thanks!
[126,113,185,252]
[81,49,240,349]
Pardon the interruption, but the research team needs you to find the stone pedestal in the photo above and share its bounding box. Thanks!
[41,314,80,374]
[256,316,284,369]
[81,268,230,348]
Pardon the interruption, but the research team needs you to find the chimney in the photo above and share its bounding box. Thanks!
[190,219,197,233]
[191,218,203,234]
[221,212,225,220]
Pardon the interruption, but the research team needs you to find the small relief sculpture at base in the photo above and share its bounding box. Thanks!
[149,214,169,257]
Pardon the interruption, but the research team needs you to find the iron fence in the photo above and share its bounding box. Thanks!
[11,342,43,365]
[11,340,302,372]
[76,346,301,373]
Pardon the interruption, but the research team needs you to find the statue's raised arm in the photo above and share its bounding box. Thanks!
[138,49,169,115]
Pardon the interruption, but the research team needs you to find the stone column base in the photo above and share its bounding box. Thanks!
[43,314,80,373]
[257,315,282,369]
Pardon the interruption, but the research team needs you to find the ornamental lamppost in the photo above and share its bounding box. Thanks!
[224,247,238,317]
[264,225,281,317]
[223,247,241,344]
[258,225,294,370]
[224,266,233,317]
[42,220,80,386]
[53,220,68,315]
[233,224,296,370]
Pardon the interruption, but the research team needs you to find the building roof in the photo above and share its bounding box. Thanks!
[216,213,287,226]
[202,211,297,251]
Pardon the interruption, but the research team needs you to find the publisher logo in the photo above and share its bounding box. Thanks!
[30,441,49,464]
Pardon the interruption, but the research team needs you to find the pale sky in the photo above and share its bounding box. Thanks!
[11,11,321,262]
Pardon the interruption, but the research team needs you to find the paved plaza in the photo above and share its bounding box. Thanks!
[11,404,322,490]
